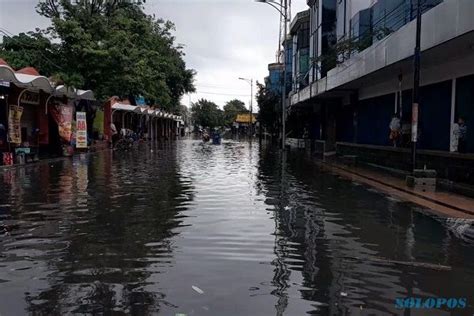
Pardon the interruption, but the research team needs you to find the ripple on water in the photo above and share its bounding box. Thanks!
[0,140,474,315]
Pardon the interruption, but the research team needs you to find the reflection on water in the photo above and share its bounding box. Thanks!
[0,140,473,315]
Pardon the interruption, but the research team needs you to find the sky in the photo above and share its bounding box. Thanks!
[0,0,370,109]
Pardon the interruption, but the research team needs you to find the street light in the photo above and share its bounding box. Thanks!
[238,77,254,137]
[256,0,289,149]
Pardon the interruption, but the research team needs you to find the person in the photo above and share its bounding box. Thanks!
[110,122,118,147]
[457,117,467,153]
[302,127,309,139]
[389,114,401,147]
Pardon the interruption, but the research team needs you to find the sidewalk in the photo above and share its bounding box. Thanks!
[0,142,110,172]
[312,158,474,219]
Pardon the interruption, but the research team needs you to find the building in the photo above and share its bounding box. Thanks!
[290,9,310,94]
[350,8,372,47]
[283,0,474,184]
[0,59,96,164]
[265,62,284,95]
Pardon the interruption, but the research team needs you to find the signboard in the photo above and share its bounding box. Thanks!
[50,103,73,142]
[8,105,23,144]
[411,102,419,142]
[20,91,40,105]
[76,111,87,148]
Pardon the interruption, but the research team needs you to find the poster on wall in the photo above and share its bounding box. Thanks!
[50,103,73,142]
[76,111,87,148]
[8,105,23,144]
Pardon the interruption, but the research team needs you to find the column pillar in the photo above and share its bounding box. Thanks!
[449,78,457,152]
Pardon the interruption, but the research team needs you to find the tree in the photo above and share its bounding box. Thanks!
[223,99,247,127]
[0,32,60,76]
[191,99,223,129]
[0,0,195,112]
[256,82,280,137]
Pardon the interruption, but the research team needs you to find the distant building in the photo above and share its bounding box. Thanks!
[235,113,257,125]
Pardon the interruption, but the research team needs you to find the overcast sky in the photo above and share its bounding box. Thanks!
[0,0,370,109]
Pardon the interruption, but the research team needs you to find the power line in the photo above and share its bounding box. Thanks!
[192,91,250,97]
[0,28,64,71]
[195,84,248,91]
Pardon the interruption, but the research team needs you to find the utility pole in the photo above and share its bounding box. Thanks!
[411,0,422,172]
[255,0,289,149]
[250,78,253,137]
[281,0,288,150]
[238,77,254,137]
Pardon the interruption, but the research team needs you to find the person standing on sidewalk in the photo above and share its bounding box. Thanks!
[389,114,401,147]
[457,117,468,153]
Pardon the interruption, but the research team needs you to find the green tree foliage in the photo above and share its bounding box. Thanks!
[191,99,223,129]
[223,99,246,127]
[256,82,280,136]
[0,32,59,75]
[0,0,195,112]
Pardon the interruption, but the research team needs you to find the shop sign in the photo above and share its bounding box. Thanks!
[8,105,23,144]
[76,111,87,148]
[50,104,73,142]
[20,91,40,105]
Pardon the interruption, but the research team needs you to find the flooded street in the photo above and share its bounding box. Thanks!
[1,140,473,315]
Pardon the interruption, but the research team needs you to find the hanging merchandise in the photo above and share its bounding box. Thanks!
[50,103,74,142]
[76,111,87,148]
[8,105,23,144]
[2,152,13,166]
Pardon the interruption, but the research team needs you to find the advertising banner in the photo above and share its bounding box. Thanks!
[76,111,87,148]
[50,103,73,142]
[8,105,23,144]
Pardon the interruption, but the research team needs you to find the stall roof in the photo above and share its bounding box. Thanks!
[112,103,140,112]
[0,62,95,100]
[0,65,54,92]
[55,85,95,100]
[111,102,182,121]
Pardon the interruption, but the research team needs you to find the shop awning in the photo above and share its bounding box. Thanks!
[111,101,181,120]
[55,85,95,100]
[111,103,138,112]
[0,65,54,92]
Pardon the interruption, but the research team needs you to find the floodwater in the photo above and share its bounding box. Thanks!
[0,140,473,315]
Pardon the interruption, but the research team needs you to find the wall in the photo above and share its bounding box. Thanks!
[356,93,394,146]
[418,80,451,151]
[456,74,474,153]
[353,80,451,150]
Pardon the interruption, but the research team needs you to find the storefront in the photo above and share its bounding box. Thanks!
[0,61,95,165]
[0,80,9,164]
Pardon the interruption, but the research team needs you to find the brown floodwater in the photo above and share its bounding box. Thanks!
[0,140,473,315]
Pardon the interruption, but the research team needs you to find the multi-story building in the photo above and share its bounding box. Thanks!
[290,10,310,94]
[276,0,474,184]
[265,62,285,95]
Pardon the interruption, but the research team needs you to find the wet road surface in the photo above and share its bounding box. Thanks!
[1,140,473,315]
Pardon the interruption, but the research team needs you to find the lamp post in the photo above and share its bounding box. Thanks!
[256,0,289,149]
[239,77,253,137]
[411,0,422,172]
